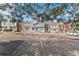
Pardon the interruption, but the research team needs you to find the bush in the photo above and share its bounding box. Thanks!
[4,29,12,32]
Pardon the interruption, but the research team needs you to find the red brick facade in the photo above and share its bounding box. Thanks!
[59,23,72,33]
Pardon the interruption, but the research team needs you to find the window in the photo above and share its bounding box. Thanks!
[26,27,29,30]
[52,28,57,32]
[32,27,35,31]
[4,22,5,25]
[52,23,57,27]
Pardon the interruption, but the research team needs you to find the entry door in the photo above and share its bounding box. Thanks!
[45,24,49,32]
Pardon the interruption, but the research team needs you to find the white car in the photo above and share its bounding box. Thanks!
[66,30,79,36]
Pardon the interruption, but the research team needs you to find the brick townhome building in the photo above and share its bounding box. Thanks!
[23,20,72,33]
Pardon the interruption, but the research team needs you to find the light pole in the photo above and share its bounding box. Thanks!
[73,13,76,31]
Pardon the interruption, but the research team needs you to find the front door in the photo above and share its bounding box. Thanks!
[45,24,49,32]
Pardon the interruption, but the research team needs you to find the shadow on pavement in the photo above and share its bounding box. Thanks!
[0,40,33,56]
[0,39,79,56]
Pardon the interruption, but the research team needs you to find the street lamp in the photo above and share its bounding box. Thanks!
[73,13,76,31]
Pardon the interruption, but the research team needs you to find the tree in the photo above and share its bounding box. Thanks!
[49,4,68,20]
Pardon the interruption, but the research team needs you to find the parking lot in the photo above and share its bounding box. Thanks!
[0,32,79,56]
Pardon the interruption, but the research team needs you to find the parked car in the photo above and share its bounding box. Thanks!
[66,30,79,36]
